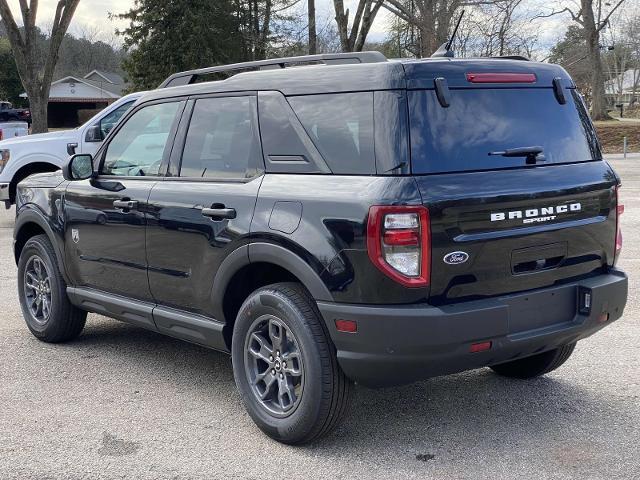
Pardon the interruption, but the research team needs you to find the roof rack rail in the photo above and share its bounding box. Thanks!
[159,51,388,88]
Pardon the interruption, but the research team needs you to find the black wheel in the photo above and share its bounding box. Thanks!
[17,234,87,343]
[490,343,576,379]
[232,282,352,444]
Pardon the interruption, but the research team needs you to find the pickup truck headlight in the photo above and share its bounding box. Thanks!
[0,149,9,173]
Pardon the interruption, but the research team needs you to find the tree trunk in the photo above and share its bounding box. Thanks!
[28,89,49,133]
[308,0,317,54]
[333,0,352,52]
[582,2,610,120]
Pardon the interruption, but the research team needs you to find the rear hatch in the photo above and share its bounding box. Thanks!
[403,59,619,304]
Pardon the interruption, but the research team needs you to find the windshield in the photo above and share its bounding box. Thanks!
[409,88,601,174]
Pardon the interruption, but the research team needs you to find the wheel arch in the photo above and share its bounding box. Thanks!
[9,160,61,203]
[212,242,333,349]
[14,208,69,283]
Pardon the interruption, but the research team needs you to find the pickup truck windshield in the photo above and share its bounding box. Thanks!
[409,88,601,174]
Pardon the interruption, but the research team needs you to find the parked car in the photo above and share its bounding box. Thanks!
[0,92,144,208]
[0,121,29,141]
[0,101,31,124]
[12,52,628,444]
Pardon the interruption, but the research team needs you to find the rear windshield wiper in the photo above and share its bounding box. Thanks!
[488,146,545,164]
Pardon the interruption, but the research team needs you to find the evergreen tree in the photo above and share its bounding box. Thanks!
[115,0,244,90]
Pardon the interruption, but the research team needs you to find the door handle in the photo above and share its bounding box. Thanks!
[113,199,138,210]
[202,206,236,220]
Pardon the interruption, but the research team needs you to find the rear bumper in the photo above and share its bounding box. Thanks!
[317,269,628,387]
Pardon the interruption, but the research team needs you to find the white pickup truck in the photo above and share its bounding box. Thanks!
[0,92,143,208]
[0,121,29,141]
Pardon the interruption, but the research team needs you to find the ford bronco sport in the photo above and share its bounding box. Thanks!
[12,52,628,444]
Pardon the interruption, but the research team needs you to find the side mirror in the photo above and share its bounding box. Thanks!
[63,154,94,181]
[85,124,104,143]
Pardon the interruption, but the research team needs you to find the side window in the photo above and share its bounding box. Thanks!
[180,96,261,179]
[99,100,135,138]
[287,92,375,174]
[101,101,183,177]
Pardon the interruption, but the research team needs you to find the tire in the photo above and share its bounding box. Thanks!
[490,343,576,379]
[17,234,87,343]
[232,282,352,444]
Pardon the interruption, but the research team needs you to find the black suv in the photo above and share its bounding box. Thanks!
[13,52,628,444]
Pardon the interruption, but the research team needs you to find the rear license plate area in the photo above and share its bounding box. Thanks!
[507,286,576,333]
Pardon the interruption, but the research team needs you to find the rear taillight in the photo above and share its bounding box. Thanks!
[367,205,430,287]
[466,72,536,83]
[0,129,3,141]
[615,185,624,263]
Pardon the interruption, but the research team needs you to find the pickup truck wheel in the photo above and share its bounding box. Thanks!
[17,234,87,342]
[232,282,352,444]
[490,343,576,379]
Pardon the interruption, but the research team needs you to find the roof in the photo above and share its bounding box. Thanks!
[84,70,125,85]
[83,70,126,96]
[140,55,572,105]
[49,76,121,99]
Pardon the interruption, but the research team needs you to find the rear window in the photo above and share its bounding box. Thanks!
[288,93,375,174]
[409,88,601,174]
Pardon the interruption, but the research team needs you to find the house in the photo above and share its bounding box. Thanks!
[21,70,127,128]
[605,69,640,107]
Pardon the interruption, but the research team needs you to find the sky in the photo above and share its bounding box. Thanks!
[5,1,387,36]
[4,0,574,54]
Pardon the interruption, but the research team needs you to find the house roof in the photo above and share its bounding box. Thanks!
[49,75,121,99]
[84,70,125,86]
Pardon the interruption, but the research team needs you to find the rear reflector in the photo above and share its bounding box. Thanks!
[470,341,492,353]
[335,319,357,333]
[466,73,536,84]
[598,312,610,323]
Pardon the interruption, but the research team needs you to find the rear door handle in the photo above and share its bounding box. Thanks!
[202,207,236,220]
[113,199,138,210]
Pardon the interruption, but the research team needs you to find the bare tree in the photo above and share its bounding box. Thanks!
[383,0,499,57]
[457,0,539,58]
[333,0,384,52]
[0,0,81,133]
[308,0,317,53]
[540,0,626,120]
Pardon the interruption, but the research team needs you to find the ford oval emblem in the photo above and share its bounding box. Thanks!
[444,251,469,265]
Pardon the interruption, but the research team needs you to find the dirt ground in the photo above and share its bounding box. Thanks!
[595,121,640,154]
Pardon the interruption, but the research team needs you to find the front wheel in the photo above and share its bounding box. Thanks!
[232,282,352,444]
[17,235,87,342]
[490,343,576,379]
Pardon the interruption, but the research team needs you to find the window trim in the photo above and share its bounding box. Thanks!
[98,100,136,139]
[167,91,265,183]
[93,97,188,180]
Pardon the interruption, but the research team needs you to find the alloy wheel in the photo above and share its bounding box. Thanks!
[244,315,305,417]
[23,255,52,325]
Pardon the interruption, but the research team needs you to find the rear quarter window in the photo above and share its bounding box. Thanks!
[288,92,375,174]
[409,88,601,174]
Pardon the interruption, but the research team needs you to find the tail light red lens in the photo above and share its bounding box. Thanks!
[367,205,430,287]
[615,185,624,262]
[466,72,536,83]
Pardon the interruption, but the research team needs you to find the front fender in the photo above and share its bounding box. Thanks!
[2,153,64,182]
[14,205,69,284]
